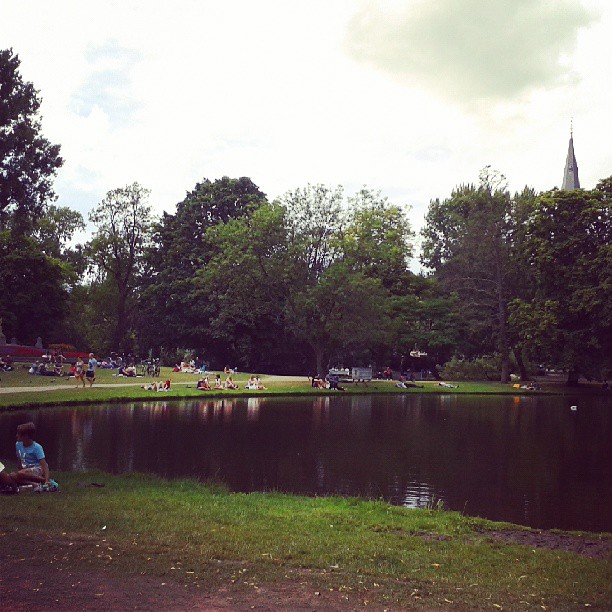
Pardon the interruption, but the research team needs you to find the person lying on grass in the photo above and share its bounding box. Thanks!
[141,381,170,392]
[12,422,51,486]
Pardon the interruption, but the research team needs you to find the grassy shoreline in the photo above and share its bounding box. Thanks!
[1,471,609,609]
[0,366,607,411]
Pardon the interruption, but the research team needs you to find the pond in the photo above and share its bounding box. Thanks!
[1,394,610,532]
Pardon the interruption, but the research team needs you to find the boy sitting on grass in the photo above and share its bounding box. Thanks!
[12,422,51,487]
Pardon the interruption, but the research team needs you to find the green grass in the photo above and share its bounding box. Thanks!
[1,471,609,608]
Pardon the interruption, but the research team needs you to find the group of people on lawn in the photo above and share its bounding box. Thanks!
[195,372,267,391]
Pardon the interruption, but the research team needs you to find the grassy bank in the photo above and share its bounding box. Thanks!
[1,366,605,411]
[1,471,609,609]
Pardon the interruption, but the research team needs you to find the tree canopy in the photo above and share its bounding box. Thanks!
[509,178,612,382]
[0,48,63,232]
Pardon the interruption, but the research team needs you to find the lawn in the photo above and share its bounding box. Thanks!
[1,472,609,609]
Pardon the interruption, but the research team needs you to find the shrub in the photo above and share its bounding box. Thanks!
[439,355,502,381]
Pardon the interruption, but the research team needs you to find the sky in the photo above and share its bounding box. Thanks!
[2,0,611,249]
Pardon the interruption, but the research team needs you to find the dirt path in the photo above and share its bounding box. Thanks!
[0,533,367,611]
[0,382,152,394]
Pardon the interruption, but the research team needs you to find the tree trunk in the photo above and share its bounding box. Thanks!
[566,369,580,386]
[514,347,528,381]
[492,228,511,384]
[114,288,129,352]
[315,347,325,378]
[496,275,510,384]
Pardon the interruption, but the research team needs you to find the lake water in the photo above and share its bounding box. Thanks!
[1,394,610,532]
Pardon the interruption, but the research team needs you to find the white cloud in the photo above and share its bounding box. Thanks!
[345,0,594,102]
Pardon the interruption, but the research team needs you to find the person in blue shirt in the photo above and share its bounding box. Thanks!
[13,422,50,486]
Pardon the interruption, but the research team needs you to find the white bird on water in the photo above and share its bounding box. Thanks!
[570,405,578,411]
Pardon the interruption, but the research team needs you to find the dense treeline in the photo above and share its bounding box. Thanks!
[1,48,610,382]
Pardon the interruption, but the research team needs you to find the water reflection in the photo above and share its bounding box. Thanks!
[0,394,610,532]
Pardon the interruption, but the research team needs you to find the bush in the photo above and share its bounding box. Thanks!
[159,347,196,367]
[439,355,502,381]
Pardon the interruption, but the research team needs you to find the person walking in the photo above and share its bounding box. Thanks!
[85,353,98,387]
[75,357,85,388]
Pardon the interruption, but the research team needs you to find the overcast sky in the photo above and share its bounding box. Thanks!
[2,0,610,245]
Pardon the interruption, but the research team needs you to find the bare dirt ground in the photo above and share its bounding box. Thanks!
[0,545,374,611]
[483,528,611,559]
[0,528,608,611]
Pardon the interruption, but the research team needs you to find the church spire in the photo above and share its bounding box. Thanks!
[562,123,580,190]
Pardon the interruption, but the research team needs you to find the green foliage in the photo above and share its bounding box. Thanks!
[344,187,414,293]
[439,354,503,381]
[510,179,612,381]
[0,48,63,232]
[32,204,85,259]
[0,230,69,343]
[137,177,268,355]
[421,169,540,382]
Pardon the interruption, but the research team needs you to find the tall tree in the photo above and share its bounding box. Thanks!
[88,182,153,352]
[138,177,268,353]
[0,48,63,232]
[421,168,514,382]
[509,178,612,383]
[203,194,390,375]
[277,185,394,374]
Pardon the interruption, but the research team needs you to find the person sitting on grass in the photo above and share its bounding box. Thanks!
[12,422,50,487]
[254,376,267,390]
[397,375,424,389]
[312,377,328,389]
[213,374,224,390]
[244,376,266,390]
[197,377,211,391]
[225,374,239,390]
